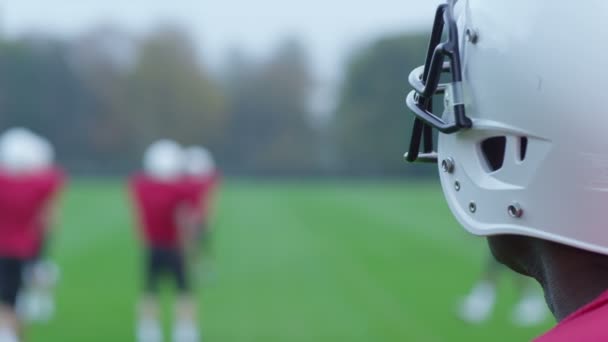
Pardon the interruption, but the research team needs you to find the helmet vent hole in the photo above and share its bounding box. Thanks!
[480,136,506,172]
[519,137,528,161]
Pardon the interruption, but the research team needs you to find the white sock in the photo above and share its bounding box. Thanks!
[512,294,548,326]
[172,319,199,342]
[16,291,39,322]
[0,327,19,342]
[137,318,162,342]
[15,292,28,321]
[33,261,60,289]
[458,281,496,324]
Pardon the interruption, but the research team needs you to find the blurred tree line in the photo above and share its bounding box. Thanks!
[0,25,432,177]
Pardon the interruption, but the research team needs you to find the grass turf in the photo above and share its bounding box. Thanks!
[27,180,553,341]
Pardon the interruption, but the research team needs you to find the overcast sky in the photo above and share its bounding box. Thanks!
[0,0,442,112]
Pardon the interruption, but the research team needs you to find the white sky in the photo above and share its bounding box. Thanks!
[0,0,442,113]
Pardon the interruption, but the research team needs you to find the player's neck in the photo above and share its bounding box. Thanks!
[538,243,608,321]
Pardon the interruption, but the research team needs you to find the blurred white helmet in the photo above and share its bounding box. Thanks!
[0,128,53,174]
[184,146,215,177]
[34,135,54,169]
[405,0,608,255]
[143,140,184,181]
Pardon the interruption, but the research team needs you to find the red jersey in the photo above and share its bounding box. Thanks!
[130,174,193,248]
[0,168,64,259]
[183,171,220,219]
[536,290,608,341]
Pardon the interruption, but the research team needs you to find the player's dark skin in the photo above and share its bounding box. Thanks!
[488,235,608,321]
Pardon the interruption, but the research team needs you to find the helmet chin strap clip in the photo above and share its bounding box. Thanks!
[404,152,438,164]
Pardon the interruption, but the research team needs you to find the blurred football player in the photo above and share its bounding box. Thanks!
[0,128,64,341]
[130,140,200,342]
[405,1,608,340]
[182,146,220,280]
[15,133,64,323]
[458,256,547,325]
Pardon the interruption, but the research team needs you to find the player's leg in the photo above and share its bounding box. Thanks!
[183,222,203,279]
[195,222,207,260]
[510,275,548,326]
[136,247,163,342]
[192,221,215,284]
[457,256,502,323]
[29,259,60,322]
[173,296,199,342]
[168,248,199,342]
[17,236,59,323]
[16,259,38,323]
[0,308,18,342]
[0,258,25,342]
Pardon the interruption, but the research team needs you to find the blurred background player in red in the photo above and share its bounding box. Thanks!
[130,140,200,342]
[182,146,220,282]
[0,128,64,342]
[16,132,64,324]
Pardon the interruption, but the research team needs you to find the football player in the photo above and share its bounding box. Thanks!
[130,140,200,342]
[16,133,64,323]
[0,128,64,342]
[182,146,220,280]
[405,1,608,340]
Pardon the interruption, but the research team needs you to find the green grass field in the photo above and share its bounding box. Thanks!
[26,180,553,341]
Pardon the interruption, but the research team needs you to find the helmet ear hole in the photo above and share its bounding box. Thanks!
[519,137,529,161]
[480,136,507,172]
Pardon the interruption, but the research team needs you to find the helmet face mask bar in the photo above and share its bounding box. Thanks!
[405,0,472,164]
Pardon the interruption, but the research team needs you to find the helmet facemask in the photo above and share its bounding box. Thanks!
[405,0,471,164]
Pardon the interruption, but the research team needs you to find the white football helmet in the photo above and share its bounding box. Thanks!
[143,140,184,181]
[0,128,53,174]
[406,0,608,255]
[183,146,215,177]
[37,137,55,169]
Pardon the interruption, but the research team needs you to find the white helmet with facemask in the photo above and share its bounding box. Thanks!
[406,0,608,255]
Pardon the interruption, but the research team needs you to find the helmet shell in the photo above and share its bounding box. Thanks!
[183,146,215,177]
[0,128,53,174]
[143,140,184,181]
[438,0,608,254]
